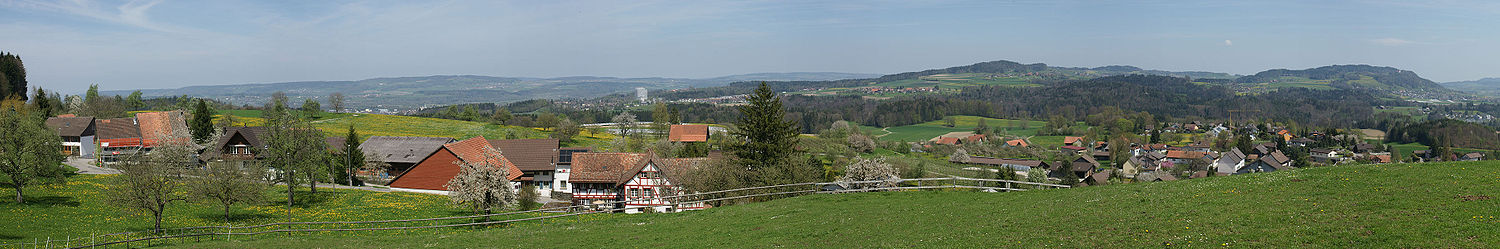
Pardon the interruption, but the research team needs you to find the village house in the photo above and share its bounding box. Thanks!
[1460,152,1486,161]
[201,127,269,161]
[952,156,1054,172]
[551,147,592,195]
[1003,139,1029,148]
[489,138,562,193]
[94,117,142,162]
[1048,156,1099,180]
[1165,150,1214,166]
[1063,136,1086,147]
[930,131,986,145]
[1238,150,1293,174]
[568,152,711,213]
[359,136,456,178]
[387,136,523,193]
[44,116,96,158]
[1214,148,1247,175]
[668,124,710,142]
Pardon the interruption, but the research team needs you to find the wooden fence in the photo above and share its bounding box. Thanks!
[1,177,1067,249]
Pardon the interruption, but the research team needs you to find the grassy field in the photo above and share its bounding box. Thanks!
[871,116,1052,142]
[0,174,495,245]
[169,161,1500,248]
[309,114,541,141]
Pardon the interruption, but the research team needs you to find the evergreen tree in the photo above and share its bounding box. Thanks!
[339,125,365,186]
[126,91,145,111]
[29,89,51,117]
[730,82,801,171]
[0,52,27,100]
[190,99,215,144]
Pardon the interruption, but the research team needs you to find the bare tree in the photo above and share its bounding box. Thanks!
[839,157,899,189]
[445,152,517,220]
[108,141,193,232]
[190,161,266,222]
[263,104,329,206]
[328,92,345,113]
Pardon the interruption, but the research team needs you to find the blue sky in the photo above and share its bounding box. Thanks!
[2,0,1497,93]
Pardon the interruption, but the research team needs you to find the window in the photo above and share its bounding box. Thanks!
[645,188,654,199]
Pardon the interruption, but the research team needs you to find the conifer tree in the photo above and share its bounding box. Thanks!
[730,82,800,170]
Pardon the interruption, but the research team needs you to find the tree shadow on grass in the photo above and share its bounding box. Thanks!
[1,195,80,207]
[266,190,336,208]
[0,232,23,240]
[194,211,276,223]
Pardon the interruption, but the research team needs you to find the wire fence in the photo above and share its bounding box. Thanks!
[1,176,1068,249]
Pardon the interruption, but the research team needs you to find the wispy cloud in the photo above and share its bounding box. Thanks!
[10,0,185,33]
[1370,38,1416,46]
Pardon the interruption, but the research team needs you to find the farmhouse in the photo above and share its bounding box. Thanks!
[201,127,269,161]
[552,147,592,195]
[387,136,523,192]
[668,124,710,142]
[1003,139,1029,147]
[488,138,561,192]
[1238,151,1293,174]
[929,131,986,145]
[94,117,142,162]
[44,116,96,158]
[1214,148,1247,175]
[135,110,191,146]
[1165,150,1213,165]
[1048,156,1099,180]
[568,152,711,213]
[1063,136,1085,147]
[359,136,456,177]
[954,156,1053,171]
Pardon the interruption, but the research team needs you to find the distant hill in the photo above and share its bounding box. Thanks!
[1232,65,1451,92]
[1441,77,1500,96]
[99,72,879,110]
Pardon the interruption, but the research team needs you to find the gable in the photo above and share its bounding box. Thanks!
[388,148,464,191]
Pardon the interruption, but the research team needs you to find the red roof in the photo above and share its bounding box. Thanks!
[1064,136,1085,144]
[1061,146,1086,150]
[135,111,190,145]
[668,125,710,142]
[1005,139,1029,147]
[445,137,523,180]
[935,137,962,145]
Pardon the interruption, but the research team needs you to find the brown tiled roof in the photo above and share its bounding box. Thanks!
[655,157,710,184]
[95,118,141,139]
[569,152,649,184]
[488,139,560,172]
[669,124,710,142]
[1064,136,1085,144]
[1166,150,1209,159]
[444,137,522,180]
[360,136,456,164]
[325,137,348,152]
[202,127,269,160]
[45,116,95,137]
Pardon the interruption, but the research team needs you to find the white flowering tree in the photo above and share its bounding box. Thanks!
[444,153,517,220]
[950,148,971,163]
[839,157,899,189]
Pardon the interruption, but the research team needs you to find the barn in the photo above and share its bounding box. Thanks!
[387,137,522,193]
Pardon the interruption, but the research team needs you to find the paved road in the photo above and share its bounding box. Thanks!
[66,157,121,174]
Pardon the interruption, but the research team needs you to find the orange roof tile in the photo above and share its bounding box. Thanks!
[668,125,710,142]
[444,137,523,180]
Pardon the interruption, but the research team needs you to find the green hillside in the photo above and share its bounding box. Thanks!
[171,161,1500,248]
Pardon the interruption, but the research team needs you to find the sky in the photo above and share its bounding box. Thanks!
[2,0,1498,93]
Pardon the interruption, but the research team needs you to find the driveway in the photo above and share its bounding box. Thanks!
[67,157,120,174]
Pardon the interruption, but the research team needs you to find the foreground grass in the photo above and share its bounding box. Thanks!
[0,174,480,245]
[177,161,1499,248]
